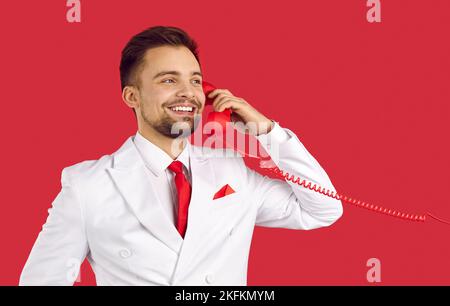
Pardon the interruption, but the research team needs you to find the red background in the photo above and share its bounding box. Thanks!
[1,0,449,285]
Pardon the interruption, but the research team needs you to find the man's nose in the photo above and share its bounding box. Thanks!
[176,82,196,99]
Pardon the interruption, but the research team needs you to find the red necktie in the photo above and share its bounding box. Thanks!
[168,161,191,238]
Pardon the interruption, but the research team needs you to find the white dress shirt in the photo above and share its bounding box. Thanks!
[133,131,191,226]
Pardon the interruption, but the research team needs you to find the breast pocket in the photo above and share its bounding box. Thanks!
[212,190,240,203]
[210,191,244,217]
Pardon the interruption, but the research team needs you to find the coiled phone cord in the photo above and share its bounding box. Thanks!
[263,165,450,225]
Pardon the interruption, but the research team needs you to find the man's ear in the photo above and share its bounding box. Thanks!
[122,85,140,110]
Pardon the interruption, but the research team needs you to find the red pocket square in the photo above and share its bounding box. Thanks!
[213,184,235,200]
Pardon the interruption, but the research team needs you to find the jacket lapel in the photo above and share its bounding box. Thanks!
[106,136,184,254]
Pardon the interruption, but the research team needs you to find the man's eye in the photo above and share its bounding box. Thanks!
[162,79,201,84]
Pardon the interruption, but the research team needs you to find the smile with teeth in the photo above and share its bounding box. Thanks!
[169,106,195,113]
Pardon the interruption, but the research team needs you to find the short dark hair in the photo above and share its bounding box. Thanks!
[120,26,201,117]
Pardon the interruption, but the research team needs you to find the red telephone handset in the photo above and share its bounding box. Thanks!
[200,81,261,159]
[197,81,450,225]
[202,81,232,135]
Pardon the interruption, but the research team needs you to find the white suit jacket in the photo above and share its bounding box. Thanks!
[20,123,343,286]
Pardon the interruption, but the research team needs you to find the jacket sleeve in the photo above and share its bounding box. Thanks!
[247,121,343,230]
[19,167,89,286]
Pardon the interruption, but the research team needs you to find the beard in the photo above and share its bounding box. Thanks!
[141,107,201,139]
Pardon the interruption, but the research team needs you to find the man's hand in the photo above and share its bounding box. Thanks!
[208,88,274,136]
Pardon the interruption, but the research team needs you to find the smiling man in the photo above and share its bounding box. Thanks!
[20,26,343,286]
[122,44,205,159]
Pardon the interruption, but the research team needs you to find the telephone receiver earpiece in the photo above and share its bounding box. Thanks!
[201,81,216,106]
[200,80,261,160]
[202,81,232,131]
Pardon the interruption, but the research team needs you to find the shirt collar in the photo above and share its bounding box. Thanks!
[133,131,190,177]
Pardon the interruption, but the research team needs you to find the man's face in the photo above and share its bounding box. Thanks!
[135,46,205,138]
